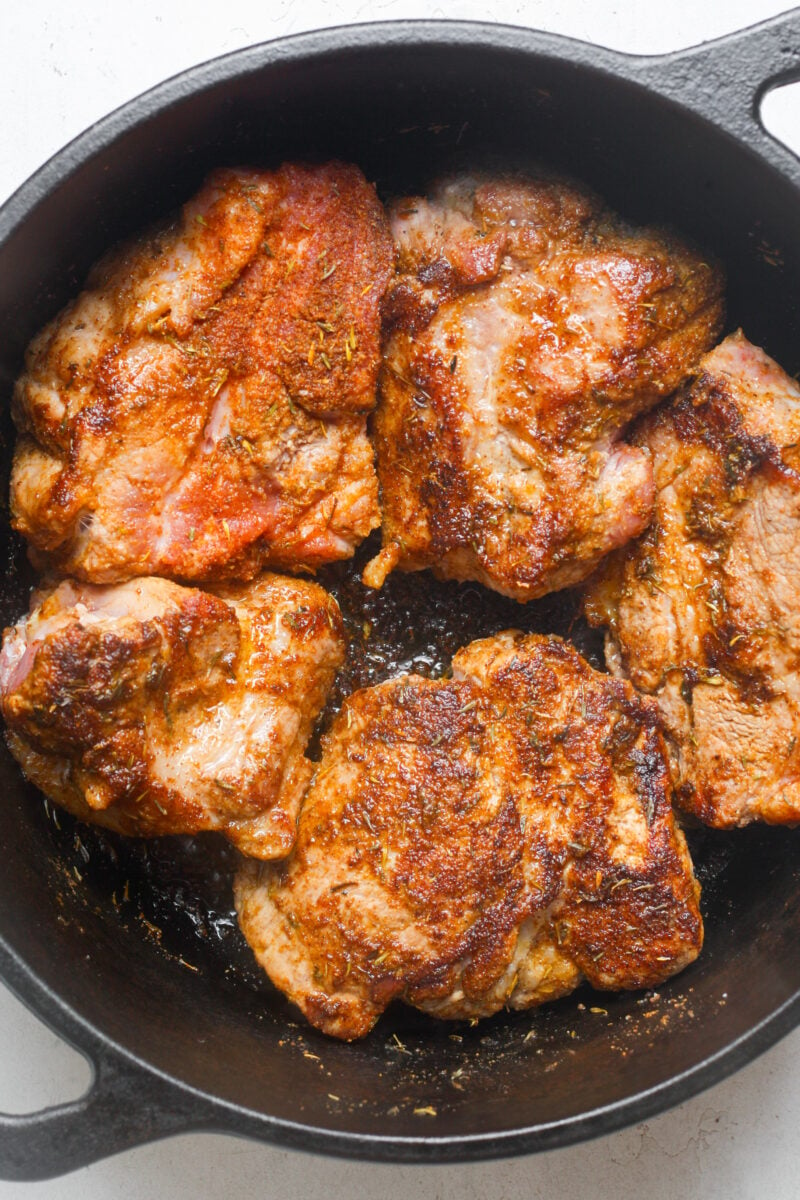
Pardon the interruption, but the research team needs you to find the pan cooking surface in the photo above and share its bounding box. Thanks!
[1,22,800,1150]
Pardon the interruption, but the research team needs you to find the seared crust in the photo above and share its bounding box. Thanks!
[586,331,800,827]
[365,173,724,599]
[235,631,702,1040]
[11,163,393,582]
[0,574,345,856]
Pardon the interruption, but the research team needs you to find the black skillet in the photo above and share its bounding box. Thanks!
[1,13,800,1181]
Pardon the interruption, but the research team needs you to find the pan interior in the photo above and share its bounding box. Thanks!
[0,33,799,1146]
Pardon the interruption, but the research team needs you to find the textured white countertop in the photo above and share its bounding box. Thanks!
[1,2,799,1196]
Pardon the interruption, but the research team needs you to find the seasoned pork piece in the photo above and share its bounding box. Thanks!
[0,574,345,857]
[235,631,702,1040]
[585,331,800,827]
[11,163,393,583]
[364,174,724,599]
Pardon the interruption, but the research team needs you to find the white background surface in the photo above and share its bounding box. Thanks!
[1,2,800,1196]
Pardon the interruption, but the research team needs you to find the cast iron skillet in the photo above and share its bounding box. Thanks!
[1,13,800,1182]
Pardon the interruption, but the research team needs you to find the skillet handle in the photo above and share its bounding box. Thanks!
[629,8,800,187]
[0,1045,211,1181]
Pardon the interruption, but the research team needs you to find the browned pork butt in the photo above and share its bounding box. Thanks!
[236,631,703,1040]
[586,331,800,827]
[0,574,345,857]
[11,163,393,583]
[365,172,724,600]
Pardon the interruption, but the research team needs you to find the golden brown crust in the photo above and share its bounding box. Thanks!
[11,163,394,583]
[365,173,724,599]
[585,331,800,827]
[0,573,345,855]
[235,631,702,1040]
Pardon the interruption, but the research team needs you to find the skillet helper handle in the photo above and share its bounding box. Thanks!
[0,1048,209,1181]
[629,8,800,187]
